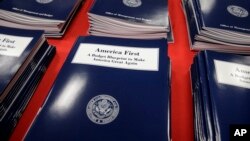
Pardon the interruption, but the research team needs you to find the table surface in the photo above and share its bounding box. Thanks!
[10,0,195,140]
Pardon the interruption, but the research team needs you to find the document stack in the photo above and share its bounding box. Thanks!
[0,0,84,38]
[191,51,250,141]
[182,0,250,53]
[25,36,171,141]
[0,26,55,140]
[88,0,172,41]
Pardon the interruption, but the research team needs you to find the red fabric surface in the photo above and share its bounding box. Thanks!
[10,0,195,140]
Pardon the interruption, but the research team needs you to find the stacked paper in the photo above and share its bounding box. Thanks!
[88,0,172,40]
[0,26,55,140]
[182,0,250,52]
[191,51,250,141]
[0,0,84,37]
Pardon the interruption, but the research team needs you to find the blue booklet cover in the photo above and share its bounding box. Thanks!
[204,51,250,141]
[0,45,56,141]
[89,0,168,27]
[25,36,170,141]
[191,52,216,141]
[0,0,81,21]
[182,0,199,46]
[0,26,43,99]
[198,0,250,34]
[191,56,206,141]
[0,41,49,117]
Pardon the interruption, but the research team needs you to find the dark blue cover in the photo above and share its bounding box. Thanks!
[0,26,43,97]
[25,36,170,141]
[182,0,199,45]
[191,56,206,141]
[191,52,216,141]
[196,52,215,141]
[204,51,250,141]
[0,41,49,119]
[89,0,168,27]
[0,45,56,141]
[190,0,203,30]
[198,0,250,34]
[0,0,80,21]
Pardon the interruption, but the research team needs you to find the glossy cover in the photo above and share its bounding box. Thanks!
[89,0,168,27]
[197,52,215,141]
[198,0,250,34]
[191,56,204,141]
[0,41,49,119]
[25,36,170,141]
[0,45,56,141]
[182,0,199,46]
[190,58,202,141]
[0,0,80,21]
[0,26,43,97]
[204,51,250,141]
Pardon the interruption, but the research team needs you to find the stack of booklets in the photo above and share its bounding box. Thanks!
[191,51,250,141]
[24,36,171,141]
[88,0,172,41]
[0,0,84,38]
[0,26,56,140]
[182,0,250,53]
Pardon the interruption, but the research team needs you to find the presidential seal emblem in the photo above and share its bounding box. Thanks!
[227,5,249,18]
[36,0,53,4]
[123,0,142,8]
[86,95,119,125]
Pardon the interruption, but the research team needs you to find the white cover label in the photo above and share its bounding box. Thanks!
[72,43,159,71]
[0,34,33,57]
[214,60,250,89]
